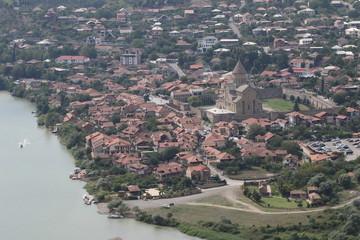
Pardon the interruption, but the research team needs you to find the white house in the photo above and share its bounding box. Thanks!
[297,8,315,16]
[344,21,360,28]
[299,38,313,45]
[120,48,142,65]
[55,56,90,64]
[169,30,180,37]
[198,36,218,53]
[219,39,239,47]
[345,28,360,38]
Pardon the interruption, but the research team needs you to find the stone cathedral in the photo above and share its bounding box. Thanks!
[216,59,263,116]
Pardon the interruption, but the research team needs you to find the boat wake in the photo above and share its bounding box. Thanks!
[18,138,31,148]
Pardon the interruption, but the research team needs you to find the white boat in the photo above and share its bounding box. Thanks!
[108,214,124,219]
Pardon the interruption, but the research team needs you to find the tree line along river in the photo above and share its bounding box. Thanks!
[0,91,198,240]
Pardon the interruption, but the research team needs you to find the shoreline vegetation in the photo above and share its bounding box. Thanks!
[0,0,359,238]
[4,87,360,240]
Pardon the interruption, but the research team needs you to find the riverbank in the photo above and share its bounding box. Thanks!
[0,91,200,240]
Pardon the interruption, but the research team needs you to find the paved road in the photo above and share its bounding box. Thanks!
[206,162,243,186]
[228,0,245,39]
[124,164,244,210]
[229,17,242,39]
[168,63,185,77]
[343,1,355,10]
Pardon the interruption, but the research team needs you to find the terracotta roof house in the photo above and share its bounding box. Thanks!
[290,190,307,200]
[283,154,299,168]
[127,162,151,176]
[204,147,222,161]
[242,118,272,130]
[307,186,318,195]
[55,55,90,64]
[154,162,185,180]
[216,152,236,162]
[314,111,335,124]
[307,192,321,204]
[256,132,276,142]
[175,152,203,165]
[310,154,331,163]
[186,164,211,181]
[202,133,226,148]
[157,142,180,153]
[63,112,79,124]
[127,185,141,196]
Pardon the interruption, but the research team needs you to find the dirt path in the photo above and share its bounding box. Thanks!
[187,190,360,215]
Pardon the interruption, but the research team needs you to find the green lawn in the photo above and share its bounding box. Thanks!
[228,167,274,180]
[260,197,308,209]
[262,98,309,112]
[146,205,324,227]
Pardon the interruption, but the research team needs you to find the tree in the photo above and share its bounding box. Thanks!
[307,173,326,187]
[333,93,346,105]
[132,206,140,213]
[281,141,302,157]
[243,186,251,197]
[293,101,300,111]
[246,124,265,140]
[268,136,283,149]
[354,168,360,182]
[353,199,360,210]
[96,8,115,19]
[107,198,123,212]
[288,66,294,74]
[152,214,165,225]
[11,64,26,79]
[319,181,333,196]
[80,45,97,59]
[338,173,351,189]
[43,112,61,127]
[116,204,130,215]
[252,189,261,202]
[161,147,180,162]
[0,77,6,90]
[187,96,202,107]
[225,166,239,175]
[320,78,325,93]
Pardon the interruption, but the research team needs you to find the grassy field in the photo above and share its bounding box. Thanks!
[228,167,274,180]
[146,205,324,227]
[195,195,235,207]
[237,187,312,212]
[260,197,308,209]
[262,98,309,112]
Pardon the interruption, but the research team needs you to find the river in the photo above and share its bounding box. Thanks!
[0,91,198,240]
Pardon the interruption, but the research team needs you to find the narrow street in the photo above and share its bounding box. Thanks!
[228,0,245,39]
[229,17,242,39]
[168,63,186,77]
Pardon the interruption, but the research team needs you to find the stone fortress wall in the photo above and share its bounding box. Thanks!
[283,88,337,109]
[256,87,283,100]
[203,87,339,123]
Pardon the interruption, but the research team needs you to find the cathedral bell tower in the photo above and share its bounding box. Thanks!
[232,59,248,87]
